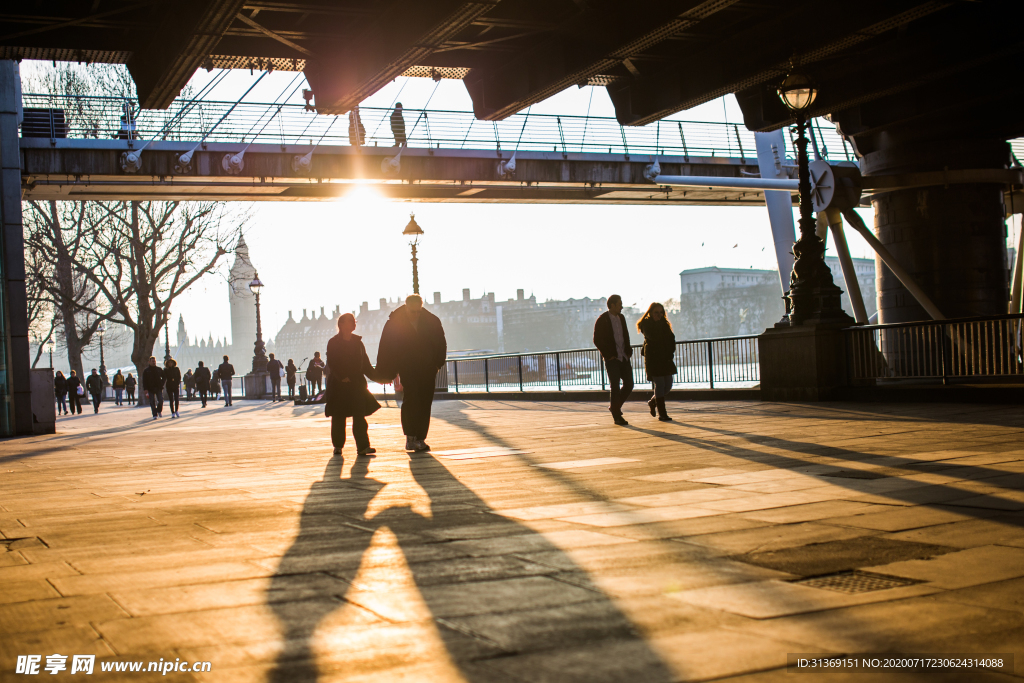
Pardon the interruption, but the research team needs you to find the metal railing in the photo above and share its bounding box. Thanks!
[441,335,760,394]
[845,314,1024,384]
[21,92,856,161]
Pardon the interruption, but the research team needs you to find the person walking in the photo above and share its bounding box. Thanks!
[86,369,104,414]
[142,356,165,419]
[266,353,284,402]
[54,371,69,415]
[377,294,447,452]
[326,313,386,456]
[286,359,297,399]
[390,102,407,146]
[194,361,211,408]
[638,302,676,422]
[112,370,125,406]
[183,369,195,400]
[165,358,182,418]
[210,368,221,401]
[67,370,83,415]
[348,105,365,147]
[306,353,325,397]
[218,355,235,406]
[594,294,634,426]
[125,373,137,405]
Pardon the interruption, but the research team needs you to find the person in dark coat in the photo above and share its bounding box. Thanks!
[306,353,325,397]
[638,302,677,422]
[194,361,211,408]
[376,294,447,452]
[218,355,235,406]
[165,358,182,418]
[67,370,84,414]
[266,353,284,402]
[124,373,137,405]
[594,294,633,425]
[142,356,166,419]
[286,359,297,398]
[390,103,407,146]
[54,371,68,415]
[183,369,195,400]
[86,369,104,414]
[210,368,221,398]
[112,370,125,406]
[325,313,386,456]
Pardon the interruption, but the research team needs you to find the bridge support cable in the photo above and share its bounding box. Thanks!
[822,208,869,324]
[224,73,306,174]
[175,70,269,172]
[754,130,796,297]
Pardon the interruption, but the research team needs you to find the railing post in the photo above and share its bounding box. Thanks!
[518,355,524,392]
[556,353,562,391]
[484,358,489,393]
[600,352,606,390]
[707,340,715,389]
[453,360,459,393]
[940,323,948,385]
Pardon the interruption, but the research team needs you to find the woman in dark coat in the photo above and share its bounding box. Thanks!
[66,370,83,415]
[164,358,182,418]
[54,371,68,415]
[286,359,297,398]
[325,313,385,456]
[124,373,137,405]
[637,302,677,422]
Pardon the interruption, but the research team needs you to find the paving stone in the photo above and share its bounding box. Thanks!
[679,522,879,556]
[862,545,1024,590]
[731,537,955,577]
[739,501,894,524]
[828,505,999,532]
[0,594,129,634]
[889,517,1024,549]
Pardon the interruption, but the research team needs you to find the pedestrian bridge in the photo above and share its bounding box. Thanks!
[19,94,857,205]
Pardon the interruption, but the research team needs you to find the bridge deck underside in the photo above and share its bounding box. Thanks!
[21,141,780,205]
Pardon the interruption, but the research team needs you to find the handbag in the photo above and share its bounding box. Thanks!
[76,385,85,396]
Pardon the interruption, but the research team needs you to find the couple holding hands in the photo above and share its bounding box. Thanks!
[325,294,446,456]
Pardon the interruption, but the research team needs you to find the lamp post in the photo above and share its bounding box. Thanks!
[98,322,108,385]
[777,73,850,326]
[249,272,268,374]
[403,213,424,295]
[46,342,54,369]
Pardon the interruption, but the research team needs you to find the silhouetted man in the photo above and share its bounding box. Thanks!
[86,369,104,414]
[267,353,283,402]
[390,102,407,146]
[594,294,633,425]
[142,356,165,420]
[194,361,211,408]
[377,294,447,452]
[218,355,235,406]
[306,352,325,397]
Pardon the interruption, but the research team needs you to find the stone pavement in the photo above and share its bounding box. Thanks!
[1,398,1023,682]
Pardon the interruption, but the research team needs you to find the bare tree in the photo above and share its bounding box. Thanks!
[77,201,236,378]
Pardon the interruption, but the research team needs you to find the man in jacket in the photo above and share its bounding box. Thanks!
[390,103,406,146]
[306,353,325,397]
[194,361,211,408]
[112,370,125,406]
[141,356,166,419]
[218,355,236,406]
[183,369,195,400]
[86,369,104,414]
[594,294,634,425]
[376,294,447,451]
[266,353,284,402]
[67,370,83,414]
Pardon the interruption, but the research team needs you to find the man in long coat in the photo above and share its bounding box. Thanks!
[594,294,633,425]
[376,294,447,452]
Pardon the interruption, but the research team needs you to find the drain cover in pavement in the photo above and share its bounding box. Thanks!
[793,570,920,594]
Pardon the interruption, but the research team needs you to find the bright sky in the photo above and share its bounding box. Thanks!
[160,69,891,345]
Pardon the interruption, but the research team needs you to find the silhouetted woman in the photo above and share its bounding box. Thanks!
[165,358,182,418]
[285,359,297,398]
[637,302,676,422]
[125,373,137,405]
[325,313,386,456]
[54,371,68,415]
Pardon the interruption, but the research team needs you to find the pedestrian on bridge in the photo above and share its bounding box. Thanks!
[194,361,211,408]
[142,357,165,420]
[594,294,633,426]
[86,369,104,414]
[325,313,385,456]
[165,358,182,418]
[348,106,365,147]
[391,103,406,146]
[218,356,236,407]
[377,294,447,452]
[267,353,284,402]
[638,302,676,422]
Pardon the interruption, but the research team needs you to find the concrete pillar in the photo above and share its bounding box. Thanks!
[863,140,1011,323]
[0,60,29,435]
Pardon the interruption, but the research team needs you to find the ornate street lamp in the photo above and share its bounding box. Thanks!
[164,317,171,362]
[777,73,849,325]
[249,272,268,374]
[98,322,108,385]
[403,213,424,295]
[46,341,54,369]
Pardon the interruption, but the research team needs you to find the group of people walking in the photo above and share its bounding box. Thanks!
[595,294,676,425]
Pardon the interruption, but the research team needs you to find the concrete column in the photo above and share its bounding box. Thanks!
[0,60,30,435]
[863,139,1011,323]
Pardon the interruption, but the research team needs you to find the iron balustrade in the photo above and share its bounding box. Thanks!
[845,314,1024,384]
[440,335,759,394]
[20,92,857,161]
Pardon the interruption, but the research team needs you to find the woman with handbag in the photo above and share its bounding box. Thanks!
[54,371,69,415]
[164,358,182,418]
[637,302,677,422]
[325,313,387,456]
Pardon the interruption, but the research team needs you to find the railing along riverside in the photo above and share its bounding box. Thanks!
[20,92,855,161]
[845,314,1024,385]
[438,335,760,394]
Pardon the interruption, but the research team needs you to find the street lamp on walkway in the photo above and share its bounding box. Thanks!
[249,272,268,374]
[403,213,424,295]
[98,322,107,385]
[164,316,171,362]
[46,342,54,369]
[777,73,850,326]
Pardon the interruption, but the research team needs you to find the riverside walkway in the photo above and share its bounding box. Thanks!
[1,399,1023,681]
